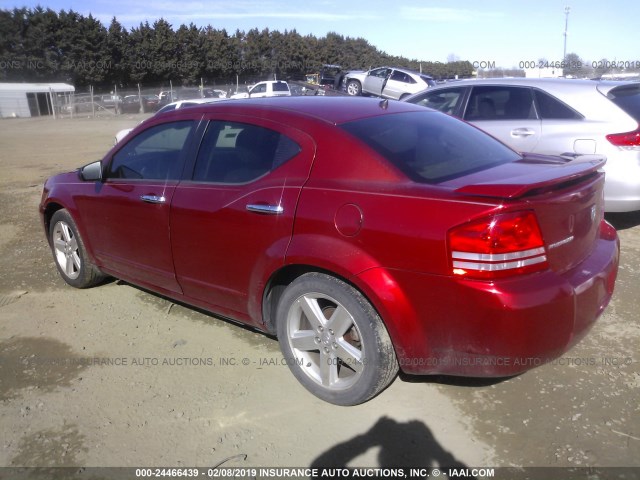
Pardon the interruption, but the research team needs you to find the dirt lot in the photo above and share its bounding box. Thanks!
[0,115,639,476]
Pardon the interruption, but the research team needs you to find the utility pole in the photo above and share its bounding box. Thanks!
[563,6,570,60]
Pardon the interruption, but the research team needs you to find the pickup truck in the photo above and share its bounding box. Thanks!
[231,81,291,99]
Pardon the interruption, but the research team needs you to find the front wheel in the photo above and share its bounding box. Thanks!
[346,80,362,96]
[49,209,105,288]
[276,273,398,405]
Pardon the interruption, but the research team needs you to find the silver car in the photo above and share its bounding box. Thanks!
[344,66,435,100]
[403,78,640,212]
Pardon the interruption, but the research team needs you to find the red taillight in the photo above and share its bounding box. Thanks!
[606,128,640,147]
[448,211,548,279]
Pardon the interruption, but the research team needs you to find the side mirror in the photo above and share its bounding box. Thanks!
[79,160,102,182]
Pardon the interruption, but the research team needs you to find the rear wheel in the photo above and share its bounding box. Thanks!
[276,273,398,405]
[346,80,362,96]
[49,209,104,288]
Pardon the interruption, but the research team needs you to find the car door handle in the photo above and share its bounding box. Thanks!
[140,195,166,204]
[511,128,536,137]
[246,204,284,215]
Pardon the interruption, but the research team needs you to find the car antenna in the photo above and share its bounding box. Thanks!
[379,99,389,110]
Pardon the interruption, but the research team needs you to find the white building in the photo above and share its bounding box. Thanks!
[524,67,562,79]
[0,82,75,118]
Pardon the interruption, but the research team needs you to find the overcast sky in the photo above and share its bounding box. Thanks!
[1,0,638,68]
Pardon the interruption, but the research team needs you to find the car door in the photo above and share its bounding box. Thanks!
[531,88,589,155]
[463,86,541,153]
[248,83,267,98]
[382,70,415,100]
[363,68,391,96]
[77,119,197,293]
[170,116,315,325]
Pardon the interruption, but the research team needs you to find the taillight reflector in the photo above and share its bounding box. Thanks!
[448,211,548,279]
[606,128,640,148]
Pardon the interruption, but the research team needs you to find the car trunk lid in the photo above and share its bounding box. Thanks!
[449,154,606,274]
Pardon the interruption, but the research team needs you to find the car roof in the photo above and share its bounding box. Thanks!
[373,66,433,78]
[425,77,638,96]
[162,96,430,125]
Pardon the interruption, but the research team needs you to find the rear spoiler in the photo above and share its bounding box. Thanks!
[455,155,606,199]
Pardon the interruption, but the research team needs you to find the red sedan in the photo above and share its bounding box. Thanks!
[40,97,619,405]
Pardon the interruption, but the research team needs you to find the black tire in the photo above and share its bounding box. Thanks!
[276,272,398,405]
[346,79,362,96]
[49,209,105,288]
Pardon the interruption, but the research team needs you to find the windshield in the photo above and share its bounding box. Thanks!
[341,111,521,183]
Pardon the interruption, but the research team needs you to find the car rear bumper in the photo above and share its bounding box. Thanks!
[602,151,640,212]
[357,222,619,376]
[603,180,640,212]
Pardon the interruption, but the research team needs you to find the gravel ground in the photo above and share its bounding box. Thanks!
[0,115,638,478]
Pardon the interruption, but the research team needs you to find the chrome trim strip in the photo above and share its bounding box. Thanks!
[548,235,574,250]
[452,247,545,262]
[453,255,547,272]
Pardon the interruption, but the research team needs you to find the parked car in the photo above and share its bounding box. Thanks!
[306,64,343,88]
[120,95,148,114]
[343,66,435,100]
[203,89,228,99]
[403,78,640,212]
[114,98,224,144]
[40,97,619,405]
[62,96,95,114]
[143,94,161,112]
[99,94,122,111]
[231,80,291,99]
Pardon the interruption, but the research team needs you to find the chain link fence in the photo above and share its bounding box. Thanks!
[52,78,346,119]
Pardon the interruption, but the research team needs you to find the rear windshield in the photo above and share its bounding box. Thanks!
[421,75,436,87]
[341,111,521,183]
[608,84,640,122]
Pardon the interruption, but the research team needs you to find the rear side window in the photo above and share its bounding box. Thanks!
[420,75,436,87]
[465,86,535,121]
[193,121,301,183]
[273,82,290,92]
[533,90,582,119]
[608,84,640,122]
[391,71,415,84]
[341,111,521,184]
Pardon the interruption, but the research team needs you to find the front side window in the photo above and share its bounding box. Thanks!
[192,121,301,184]
[465,86,536,121]
[108,121,193,180]
[411,88,464,115]
[251,84,267,94]
[341,111,521,184]
[370,68,391,78]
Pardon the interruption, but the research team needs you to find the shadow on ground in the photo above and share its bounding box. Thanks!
[310,416,474,477]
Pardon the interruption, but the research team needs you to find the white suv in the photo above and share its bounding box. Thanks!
[404,78,640,212]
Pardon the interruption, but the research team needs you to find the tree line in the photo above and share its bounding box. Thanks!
[0,7,473,87]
